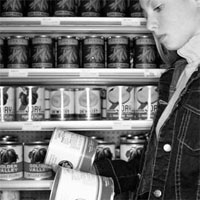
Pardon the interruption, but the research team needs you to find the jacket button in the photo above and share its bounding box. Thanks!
[163,144,172,152]
[153,189,162,197]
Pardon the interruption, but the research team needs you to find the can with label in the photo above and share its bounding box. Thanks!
[50,88,75,120]
[134,86,158,120]
[78,0,101,17]
[7,36,29,69]
[57,36,79,68]
[50,167,114,200]
[0,86,15,122]
[134,35,158,68]
[105,0,126,17]
[0,37,5,68]
[0,191,20,200]
[16,86,45,121]
[45,128,98,173]
[107,86,134,120]
[26,0,50,16]
[0,141,23,180]
[107,36,130,68]
[24,141,53,180]
[54,0,75,16]
[128,0,144,17]
[83,36,105,68]
[75,87,102,120]
[1,0,24,16]
[31,35,54,68]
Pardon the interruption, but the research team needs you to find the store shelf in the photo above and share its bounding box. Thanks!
[0,120,153,131]
[0,68,165,86]
[0,17,148,34]
[0,179,53,191]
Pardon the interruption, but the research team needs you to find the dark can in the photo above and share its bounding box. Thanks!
[57,36,79,68]
[128,0,144,17]
[107,36,130,68]
[54,0,75,16]
[24,141,53,180]
[83,36,105,68]
[1,0,23,17]
[7,36,29,69]
[134,35,158,68]
[26,0,50,16]
[105,0,126,17]
[78,0,101,17]
[31,35,53,68]
[0,38,5,68]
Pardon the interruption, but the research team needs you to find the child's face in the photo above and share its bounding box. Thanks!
[140,0,200,50]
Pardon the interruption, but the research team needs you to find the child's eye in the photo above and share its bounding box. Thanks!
[153,5,163,12]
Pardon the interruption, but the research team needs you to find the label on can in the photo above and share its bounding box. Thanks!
[54,0,75,16]
[128,0,144,17]
[107,86,134,120]
[31,36,53,68]
[7,36,29,69]
[1,0,23,16]
[134,86,158,120]
[27,0,50,16]
[83,37,105,68]
[50,88,75,120]
[16,86,45,121]
[107,36,130,68]
[0,142,23,180]
[106,0,126,17]
[75,88,101,120]
[0,87,15,122]
[57,37,79,68]
[24,141,53,180]
[45,128,98,173]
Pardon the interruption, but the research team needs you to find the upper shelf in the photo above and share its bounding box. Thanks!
[0,17,148,34]
[0,68,165,86]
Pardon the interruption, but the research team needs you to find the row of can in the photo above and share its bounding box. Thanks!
[0,85,158,122]
[0,34,160,69]
[0,0,144,18]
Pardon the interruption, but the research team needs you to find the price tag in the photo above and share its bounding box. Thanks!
[8,69,28,77]
[112,121,132,130]
[121,18,143,26]
[41,18,60,26]
[79,69,99,77]
[22,122,42,131]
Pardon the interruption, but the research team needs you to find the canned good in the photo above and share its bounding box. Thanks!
[83,36,105,68]
[24,141,53,180]
[16,86,45,121]
[0,87,15,122]
[78,0,101,17]
[0,37,5,68]
[128,0,144,17]
[31,35,54,68]
[75,87,102,120]
[27,0,50,16]
[50,88,75,120]
[100,87,107,119]
[50,167,114,200]
[105,0,126,17]
[7,36,29,68]
[45,128,98,173]
[0,141,23,180]
[106,86,134,120]
[1,0,23,16]
[134,35,158,68]
[134,86,158,120]
[54,0,75,16]
[107,36,130,68]
[0,191,20,200]
[57,36,79,68]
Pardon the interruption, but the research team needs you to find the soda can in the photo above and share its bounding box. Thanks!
[78,0,101,17]
[105,0,126,17]
[107,36,130,68]
[45,128,98,173]
[26,0,50,16]
[57,36,79,68]
[49,88,75,120]
[82,36,105,68]
[49,167,114,200]
[24,141,53,180]
[134,35,158,68]
[134,86,158,120]
[31,35,54,68]
[16,86,45,121]
[54,0,75,16]
[75,87,102,120]
[128,0,144,17]
[7,36,29,69]
[106,86,134,120]
[0,86,15,122]
[1,0,24,17]
[0,37,5,68]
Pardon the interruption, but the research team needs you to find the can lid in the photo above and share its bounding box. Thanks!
[25,141,49,145]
